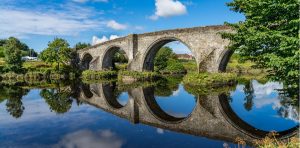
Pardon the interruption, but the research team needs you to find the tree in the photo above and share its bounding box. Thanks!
[3,37,24,73]
[0,38,37,58]
[223,0,299,102]
[74,42,91,50]
[154,46,176,71]
[39,38,71,71]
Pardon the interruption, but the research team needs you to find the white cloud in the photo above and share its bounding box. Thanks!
[73,0,108,3]
[106,20,127,30]
[54,129,123,148]
[109,35,120,40]
[92,35,120,45]
[156,128,164,134]
[150,0,187,20]
[0,6,103,38]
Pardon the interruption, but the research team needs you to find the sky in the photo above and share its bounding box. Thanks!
[0,0,244,53]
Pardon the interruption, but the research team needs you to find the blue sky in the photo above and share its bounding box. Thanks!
[0,0,244,53]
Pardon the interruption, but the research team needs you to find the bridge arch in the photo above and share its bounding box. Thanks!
[81,53,93,70]
[217,49,234,72]
[142,37,197,71]
[102,45,128,70]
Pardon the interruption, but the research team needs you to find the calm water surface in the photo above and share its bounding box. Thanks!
[0,78,298,148]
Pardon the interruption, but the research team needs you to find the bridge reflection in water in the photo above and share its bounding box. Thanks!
[77,82,298,145]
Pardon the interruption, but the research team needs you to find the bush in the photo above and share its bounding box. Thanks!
[82,70,117,80]
[183,72,237,88]
[118,71,160,82]
[160,59,186,74]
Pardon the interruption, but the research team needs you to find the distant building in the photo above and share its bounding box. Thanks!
[22,56,38,61]
[176,54,194,60]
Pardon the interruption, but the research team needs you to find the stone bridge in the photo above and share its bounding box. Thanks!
[77,25,233,72]
[77,83,299,145]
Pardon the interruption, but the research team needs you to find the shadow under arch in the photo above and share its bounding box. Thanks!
[218,93,299,139]
[143,86,197,123]
[142,37,195,71]
[102,83,128,109]
[81,53,93,70]
[102,46,128,70]
[218,49,234,72]
[81,84,93,99]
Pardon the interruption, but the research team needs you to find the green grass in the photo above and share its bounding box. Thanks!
[182,72,237,87]
[118,71,161,82]
[82,70,118,80]
[22,61,52,69]
[181,60,197,73]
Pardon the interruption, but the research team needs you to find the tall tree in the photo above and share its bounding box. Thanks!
[39,38,71,70]
[3,37,24,73]
[223,0,299,101]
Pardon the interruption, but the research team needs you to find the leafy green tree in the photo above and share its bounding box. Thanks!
[154,46,176,71]
[0,38,37,58]
[223,0,299,101]
[113,50,128,63]
[39,38,71,70]
[3,37,24,73]
[74,42,91,50]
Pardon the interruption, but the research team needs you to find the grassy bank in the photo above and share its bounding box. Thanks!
[82,70,117,80]
[118,71,161,82]
[183,72,237,87]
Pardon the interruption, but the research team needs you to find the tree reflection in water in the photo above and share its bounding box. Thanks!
[243,81,254,111]
[40,87,73,114]
[0,85,29,118]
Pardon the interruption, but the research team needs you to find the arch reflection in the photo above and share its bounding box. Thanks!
[102,83,129,109]
[219,93,299,139]
[143,85,197,123]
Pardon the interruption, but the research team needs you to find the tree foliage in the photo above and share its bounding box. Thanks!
[154,46,176,71]
[113,50,128,63]
[39,38,72,70]
[0,38,37,58]
[74,42,91,50]
[223,0,299,101]
[3,37,24,73]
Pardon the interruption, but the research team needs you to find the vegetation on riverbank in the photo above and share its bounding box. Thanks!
[82,70,117,80]
[118,71,161,82]
[182,72,237,87]
[235,132,300,148]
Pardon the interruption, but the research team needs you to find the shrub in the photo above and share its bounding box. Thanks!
[160,59,186,74]
[182,72,237,88]
[118,71,160,82]
[82,70,117,80]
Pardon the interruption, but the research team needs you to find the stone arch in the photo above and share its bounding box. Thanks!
[102,45,128,70]
[142,87,197,123]
[81,53,93,70]
[142,37,197,71]
[217,49,234,72]
[218,93,299,139]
